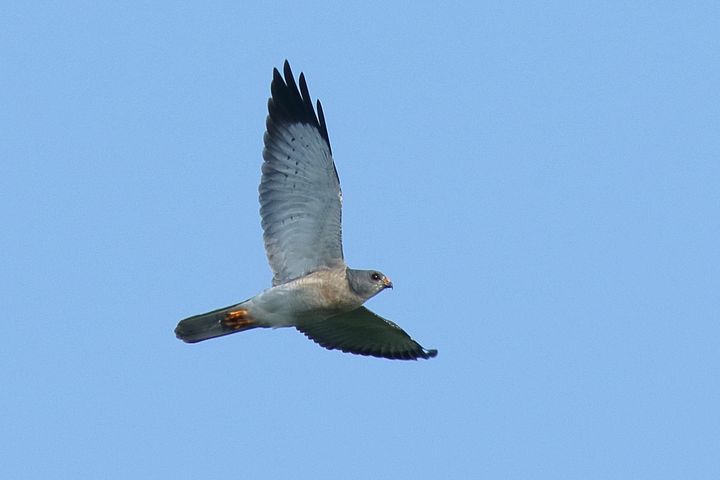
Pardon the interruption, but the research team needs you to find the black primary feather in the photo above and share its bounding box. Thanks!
[267,60,332,154]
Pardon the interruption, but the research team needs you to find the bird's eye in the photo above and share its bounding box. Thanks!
[371,272,381,281]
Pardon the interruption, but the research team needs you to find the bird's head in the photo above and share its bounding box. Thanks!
[346,268,393,301]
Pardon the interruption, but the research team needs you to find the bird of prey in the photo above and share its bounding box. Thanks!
[175,61,437,360]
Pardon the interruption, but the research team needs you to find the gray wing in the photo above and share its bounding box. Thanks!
[260,61,344,286]
[296,307,438,360]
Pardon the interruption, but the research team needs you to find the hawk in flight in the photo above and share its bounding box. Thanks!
[175,61,437,360]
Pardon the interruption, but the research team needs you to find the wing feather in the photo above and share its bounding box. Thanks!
[260,61,344,286]
[296,307,438,360]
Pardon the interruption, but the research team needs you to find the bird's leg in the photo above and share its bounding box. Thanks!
[223,309,255,329]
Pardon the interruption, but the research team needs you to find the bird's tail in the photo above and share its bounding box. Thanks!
[175,301,258,343]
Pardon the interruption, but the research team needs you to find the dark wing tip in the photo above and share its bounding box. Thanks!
[392,345,438,360]
[283,59,293,81]
[268,60,332,152]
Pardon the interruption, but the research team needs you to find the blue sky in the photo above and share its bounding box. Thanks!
[2,2,719,478]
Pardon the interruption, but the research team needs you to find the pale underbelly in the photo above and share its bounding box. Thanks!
[248,275,361,327]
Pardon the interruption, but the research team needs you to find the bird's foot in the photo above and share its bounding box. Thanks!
[223,309,255,329]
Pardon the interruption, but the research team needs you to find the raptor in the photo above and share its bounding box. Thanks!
[175,61,437,360]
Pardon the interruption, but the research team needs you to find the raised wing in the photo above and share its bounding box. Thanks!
[296,307,438,360]
[260,61,344,286]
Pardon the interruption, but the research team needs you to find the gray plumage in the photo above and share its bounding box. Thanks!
[175,61,437,360]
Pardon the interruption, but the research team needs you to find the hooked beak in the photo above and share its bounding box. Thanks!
[382,277,393,289]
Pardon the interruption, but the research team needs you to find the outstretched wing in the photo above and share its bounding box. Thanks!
[260,61,344,286]
[296,307,438,360]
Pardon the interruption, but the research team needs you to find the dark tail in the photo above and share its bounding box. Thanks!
[175,302,257,343]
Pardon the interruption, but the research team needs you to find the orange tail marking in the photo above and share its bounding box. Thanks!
[223,309,255,330]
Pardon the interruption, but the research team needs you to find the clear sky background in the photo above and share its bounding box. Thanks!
[2,2,719,479]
